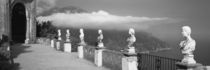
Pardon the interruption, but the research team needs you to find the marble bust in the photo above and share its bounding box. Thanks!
[127,28,136,47]
[97,29,104,47]
[58,29,62,40]
[66,29,70,42]
[126,28,136,54]
[179,26,196,64]
[79,28,85,45]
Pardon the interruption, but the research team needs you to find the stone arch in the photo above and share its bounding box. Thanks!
[0,0,36,43]
[9,0,37,43]
[11,3,27,43]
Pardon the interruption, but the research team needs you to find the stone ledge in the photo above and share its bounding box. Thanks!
[64,41,71,43]
[123,52,137,57]
[78,42,86,46]
[176,62,203,70]
[95,47,106,50]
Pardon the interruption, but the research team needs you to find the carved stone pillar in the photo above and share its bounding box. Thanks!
[122,28,138,70]
[64,29,71,53]
[94,29,105,67]
[78,28,86,58]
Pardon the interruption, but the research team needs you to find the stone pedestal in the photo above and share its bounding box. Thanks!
[176,62,203,70]
[25,38,29,44]
[98,42,104,48]
[51,39,55,48]
[64,42,71,53]
[94,47,105,67]
[128,47,135,54]
[56,40,61,50]
[78,45,84,58]
[205,66,210,70]
[122,53,138,70]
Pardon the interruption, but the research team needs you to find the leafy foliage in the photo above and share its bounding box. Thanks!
[36,21,57,39]
[0,35,10,60]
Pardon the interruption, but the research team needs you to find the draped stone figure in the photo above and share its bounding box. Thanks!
[79,28,85,45]
[97,29,104,47]
[127,28,136,48]
[66,29,70,42]
[58,29,62,40]
[179,26,196,64]
[126,28,136,54]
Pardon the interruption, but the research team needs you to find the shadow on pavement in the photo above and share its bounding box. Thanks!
[0,62,20,70]
[0,43,32,70]
[11,43,32,59]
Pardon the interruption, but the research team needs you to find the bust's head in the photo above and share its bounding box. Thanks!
[58,29,61,35]
[66,29,69,33]
[182,26,191,37]
[98,29,102,34]
[58,29,61,33]
[80,28,84,33]
[129,28,135,35]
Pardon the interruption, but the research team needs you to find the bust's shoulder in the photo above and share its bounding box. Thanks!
[188,39,196,45]
[191,39,196,43]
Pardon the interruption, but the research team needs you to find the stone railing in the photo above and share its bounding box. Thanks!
[83,45,95,62]
[137,53,181,70]
[102,49,124,70]
[36,37,51,45]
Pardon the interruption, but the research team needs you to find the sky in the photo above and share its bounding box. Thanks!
[37,0,210,65]
[42,0,210,40]
[36,0,210,43]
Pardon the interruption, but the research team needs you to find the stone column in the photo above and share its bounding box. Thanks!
[51,39,55,48]
[64,42,71,52]
[56,40,61,50]
[95,47,105,67]
[25,5,30,44]
[24,1,36,44]
[78,45,83,58]
[94,29,105,67]
[122,28,138,70]
[122,53,138,70]
[78,28,86,58]
[64,29,71,53]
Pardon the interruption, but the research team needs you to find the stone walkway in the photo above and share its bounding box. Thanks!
[12,44,109,70]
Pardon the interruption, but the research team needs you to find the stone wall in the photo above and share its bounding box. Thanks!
[0,0,36,43]
[0,0,2,37]
[0,0,10,37]
[0,0,5,37]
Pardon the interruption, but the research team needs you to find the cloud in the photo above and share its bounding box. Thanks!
[37,10,172,30]
[36,0,57,14]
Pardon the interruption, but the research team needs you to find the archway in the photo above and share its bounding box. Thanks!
[11,3,27,43]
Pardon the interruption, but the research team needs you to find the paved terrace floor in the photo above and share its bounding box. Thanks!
[11,44,109,70]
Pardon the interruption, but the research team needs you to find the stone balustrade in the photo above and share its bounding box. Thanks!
[48,28,209,70]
